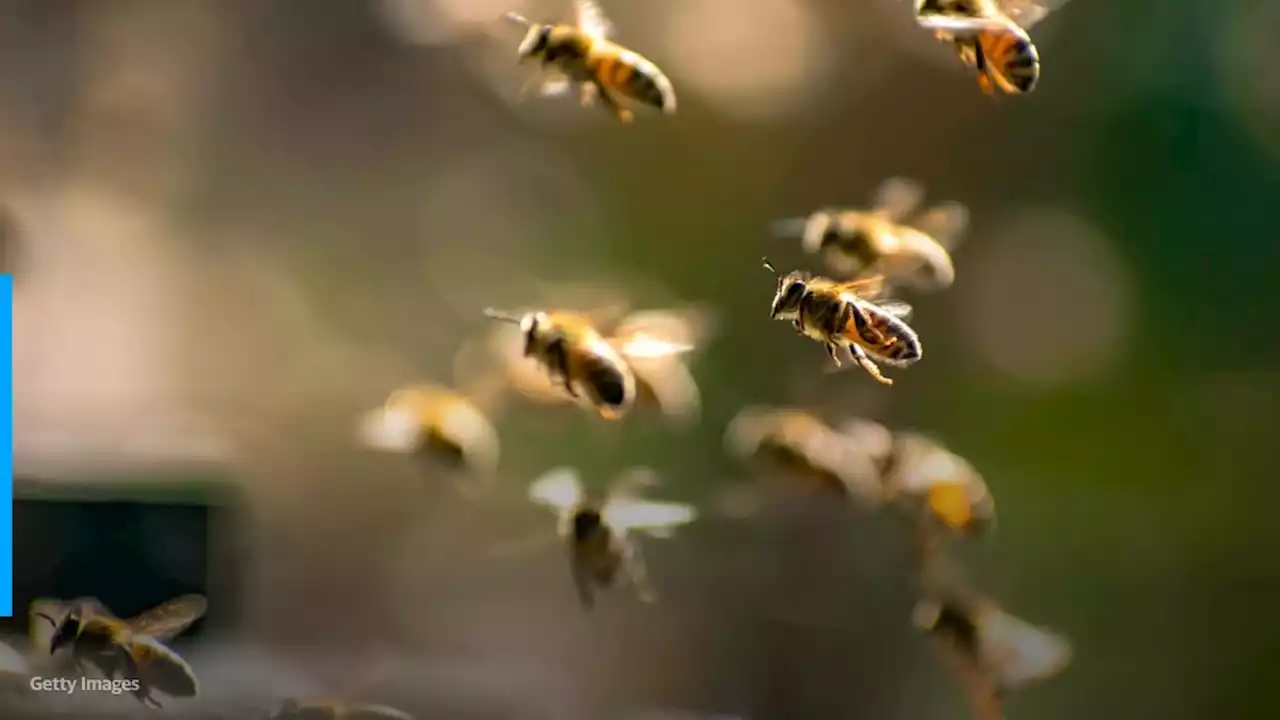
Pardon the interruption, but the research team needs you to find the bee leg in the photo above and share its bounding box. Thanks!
[825,342,844,367]
[622,538,657,603]
[579,82,598,107]
[571,558,595,611]
[849,344,893,385]
[547,340,579,398]
[593,80,634,123]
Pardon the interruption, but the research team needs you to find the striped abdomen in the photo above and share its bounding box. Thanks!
[845,302,922,365]
[591,44,677,113]
[976,25,1040,94]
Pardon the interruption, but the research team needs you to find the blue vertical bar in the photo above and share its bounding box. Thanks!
[0,275,10,616]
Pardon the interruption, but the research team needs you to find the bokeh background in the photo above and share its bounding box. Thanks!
[2,0,1279,717]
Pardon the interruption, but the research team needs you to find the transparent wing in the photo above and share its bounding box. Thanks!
[615,309,713,354]
[996,0,1064,29]
[910,200,969,250]
[915,13,1009,34]
[631,357,701,422]
[872,177,926,222]
[125,594,208,639]
[129,636,200,697]
[346,703,416,720]
[528,466,585,513]
[979,609,1073,690]
[835,274,886,300]
[873,299,914,321]
[539,75,574,98]
[603,498,697,537]
[575,0,614,39]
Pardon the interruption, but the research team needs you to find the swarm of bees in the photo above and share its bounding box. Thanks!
[15,0,1080,717]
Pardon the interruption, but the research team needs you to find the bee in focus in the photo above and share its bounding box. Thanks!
[33,594,206,708]
[771,177,969,291]
[877,430,996,537]
[763,260,922,385]
[269,697,413,720]
[526,466,697,610]
[724,407,884,504]
[913,552,1072,719]
[912,0,1067,96]
[482,305,699,420]
[504,0,677,123]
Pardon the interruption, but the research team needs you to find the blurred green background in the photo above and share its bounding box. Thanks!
[2,0,1278,717]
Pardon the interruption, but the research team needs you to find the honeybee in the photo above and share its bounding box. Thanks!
[913,0,1066,96]
[505,0,677,123]
[357,383,502,491]
[876,430,996,537]
[771,177,969,291]
[724,407,884,504]
[269,697,413,720]
[33,594,205,708]
[913,554,1072,718]
[526,466,697,610]
[481,306,697,420]
[763,260,922,385]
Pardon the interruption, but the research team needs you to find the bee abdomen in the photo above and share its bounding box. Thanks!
[989,30,1039,93]
[600,51,676,112]
[583,354,631,408]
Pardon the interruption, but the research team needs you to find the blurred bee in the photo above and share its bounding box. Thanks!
[33,594,205,708]
[481,305,699,420]
[526,466,697,610]
[763,260,922,385]
[357,383,502,493]
[269,697,413,720]
[913,552,1072,719]
[771,177,969,291]
[913,0,1066,96]
[875,430,996,537]
[724,407,884,504]
[505,0,677,123]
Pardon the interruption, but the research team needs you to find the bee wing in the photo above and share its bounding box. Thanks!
[631,357,701,422]
[129,636,199,698]
[603,498,697,537]
[615,309,714,353]
[528,466,586,514]
[995,0,1063,29]
[915,13,1009,34]
[344,704,416,720]
[539,75,574,98]
[910,201,969,251]
[978,609,1073,690]
[834,274,886,300]
[574,0,614,39]
[125,594,207,640]
[873,299,913,321]
[872,177,926,222]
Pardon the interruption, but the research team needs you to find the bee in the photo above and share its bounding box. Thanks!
[913,552,1072,719]
[33,594,205,708]
[724,407,884,503]
[763,260,922,385]
[876,430,996,537]
[481,306,697,420]
[771,177,969,291]
[504,0,677,123]
[269,697,413,720]
[357,383,502,492]
[526,466,697,610]
[912,0,1066,96]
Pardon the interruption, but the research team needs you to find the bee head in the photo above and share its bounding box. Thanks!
[517,24,552,62]
[484,308,549,357]
[763,259,808,319]
[571,506,605,541]
[38,611,80,654]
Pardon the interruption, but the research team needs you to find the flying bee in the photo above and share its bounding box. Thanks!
[481,305,697,420]
[268,697,413,720]
[33,594,206,708]
[505,0,677,123]
[772,177,969,291]
[357,382,502,494]
[763,260,922,385]
[913,552,1072,719]
[876,431,996,537]
[912,0,1067,96]
[525,466,697,610]
[724,407,884,504]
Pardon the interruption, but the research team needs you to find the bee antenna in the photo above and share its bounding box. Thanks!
[34,612,59,628]
[483,308,524,324]
[761,257,778,275]
[504,11,532,26]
